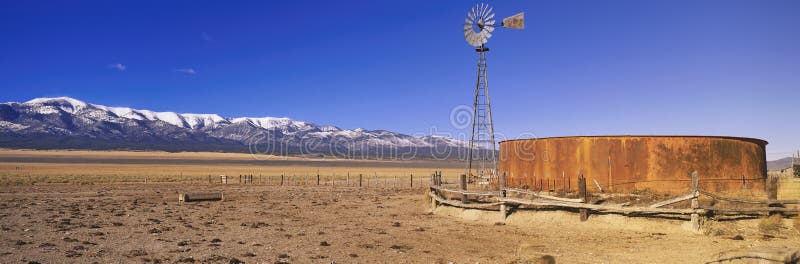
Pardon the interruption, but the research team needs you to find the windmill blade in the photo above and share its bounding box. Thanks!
[482,30,492,39]
[485,12,495,21]
[469,35,479,46]
[501,12,525,29]
[485,26,495,32]
[485,20,496,26]
[468,11,475,21]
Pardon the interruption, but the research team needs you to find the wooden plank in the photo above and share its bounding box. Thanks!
[429,192,503,209]
[499,197,702,215]
[504,188,583,203]
[592,179,603,193]
[709,247,800,263]
[649,193,696,208]
[699,206,800,213]
[179,192,224,202]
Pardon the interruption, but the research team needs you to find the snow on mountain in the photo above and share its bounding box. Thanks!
[0,121,29,132]
[231,117,315,132]
[181,113,229,129]
[25,97,89,114]
[0,97,472,156]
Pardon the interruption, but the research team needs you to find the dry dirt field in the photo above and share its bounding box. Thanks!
[0,150,799,263]
[1,183,799,263]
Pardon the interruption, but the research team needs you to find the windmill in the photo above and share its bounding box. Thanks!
[463,3,524,183]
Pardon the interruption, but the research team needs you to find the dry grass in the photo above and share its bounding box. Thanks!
[0,149,463,185]
[758,214,784,233]
[794,216,800,233]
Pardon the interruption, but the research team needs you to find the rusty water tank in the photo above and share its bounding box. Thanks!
[498,136,767,194]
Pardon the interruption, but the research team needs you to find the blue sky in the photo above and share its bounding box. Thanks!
[1,1,798,159]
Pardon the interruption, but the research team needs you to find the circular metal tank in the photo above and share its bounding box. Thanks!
[498,136,768,194]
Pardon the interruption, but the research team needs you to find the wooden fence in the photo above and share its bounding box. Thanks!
[203,173,426,189]
[429,171,800,231]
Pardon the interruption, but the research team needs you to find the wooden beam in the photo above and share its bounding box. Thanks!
[179,193,224,202]
[699,206,800,213]
[504,188,583,203]
[649,193,696,208]
[499,197,703,215]
[429,192,503,209]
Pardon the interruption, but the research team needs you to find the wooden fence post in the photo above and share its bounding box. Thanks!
[281,174,284,186]
[690,171,700,231]
[500,172,507,190]
[410,174,413,188]
[347,172,350,187]
[460,174,468,204]
[578,176,589,221]
[500,202,507,221]
[317,174,320,185]
[500,172,508,221]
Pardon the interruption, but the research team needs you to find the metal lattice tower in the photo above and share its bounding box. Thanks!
[466,45,497,182]
[462,3,523,184]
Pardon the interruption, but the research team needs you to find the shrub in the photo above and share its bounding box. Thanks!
[758,214,783,233]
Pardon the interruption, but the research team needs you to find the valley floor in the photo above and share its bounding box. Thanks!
[1,183,798,263]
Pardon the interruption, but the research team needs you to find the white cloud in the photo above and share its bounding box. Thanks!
[176,68,196,75]
[108,63,126,71]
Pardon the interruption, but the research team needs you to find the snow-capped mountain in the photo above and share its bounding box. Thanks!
[0,97,470,158]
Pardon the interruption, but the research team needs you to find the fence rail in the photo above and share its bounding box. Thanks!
[429,170,800,231]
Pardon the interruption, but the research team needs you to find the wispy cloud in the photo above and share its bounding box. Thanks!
[108,63,126,71]
[201,32,212,42]
[176,68,196,75]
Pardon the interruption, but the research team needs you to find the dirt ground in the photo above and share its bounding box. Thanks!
[1,183,798,264]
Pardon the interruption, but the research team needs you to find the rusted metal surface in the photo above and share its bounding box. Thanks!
[498,136,768,194]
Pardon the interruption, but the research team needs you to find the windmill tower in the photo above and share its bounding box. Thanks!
[462,4,524,183]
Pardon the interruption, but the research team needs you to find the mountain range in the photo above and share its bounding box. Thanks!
[0,97,471,159]
[767,157,798,171]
